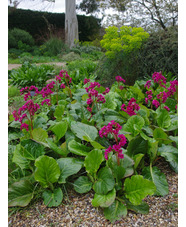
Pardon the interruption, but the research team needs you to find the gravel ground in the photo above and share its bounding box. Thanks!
[8,159,178,226]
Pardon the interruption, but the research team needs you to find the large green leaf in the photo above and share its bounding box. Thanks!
[93,167,115,195]
[54,105,65,121]
[104,200,127,223]
[127,136,148,157]
[68,140,91,156]
[20,139,45,160]
[71,121,98,141]
[48,121,68,142]
[104,109,126,124]
[57,158,83,183]
[153,128,171,145]
[32,128,48,143]
[46,138,68,156]
[133,153,144,170]
[73,176,93,194]
[157,109,171,129]
[147,140,159,163]
[12,144,30,170]
[102,92,117,110]
[124,175,156,205]
[84,149,104,174]
[158,145,178,173]
[125,200,149,214]
[108,154,134,179]
[8,179,34,207]
[142,166,169,196]
[92,188,116,208]
[8,131,23,143]
[123,115,145,137]
[34,155,60,188]
[33,115,48,130]
[42,188,63,207]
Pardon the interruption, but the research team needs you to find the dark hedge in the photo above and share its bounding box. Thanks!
[8,7,101,44]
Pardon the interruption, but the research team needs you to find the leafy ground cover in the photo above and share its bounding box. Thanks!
[8,66,178,223]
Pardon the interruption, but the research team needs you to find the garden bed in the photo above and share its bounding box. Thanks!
[8,158,177,226]
[8,62,66,71]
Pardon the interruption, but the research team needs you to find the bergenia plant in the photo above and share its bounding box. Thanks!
[115,75,126,90]
[85,81,109,117]
[121,98,140,116]
[12,99,40,137]
[20,85,40,101]
[99,120,127,165]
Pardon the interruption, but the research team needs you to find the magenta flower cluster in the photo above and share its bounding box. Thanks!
[13,100,40,131]
[40,81,55,98]
[152,72,167,88]
[121,98,140,116]
[85,82,109,113]
[115,76,126,90]
[20,85,40,101]
[144,80,151,89]
[99,121,127,160]
[145,90,153,104]
[144,72,178,111]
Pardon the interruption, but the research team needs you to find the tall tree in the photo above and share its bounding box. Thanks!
[65,0,79,48]
[77,0,178,31]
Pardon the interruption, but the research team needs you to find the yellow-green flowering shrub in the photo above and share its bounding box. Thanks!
[100,26,149,58]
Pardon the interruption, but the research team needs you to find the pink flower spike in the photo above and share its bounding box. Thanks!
[164,106,170,112]
[60,83,66,89]
[116,76,125,83]
[84,78,90,85]
[152,99,160,108]
[20,123,29,131]
[144,80,151,89]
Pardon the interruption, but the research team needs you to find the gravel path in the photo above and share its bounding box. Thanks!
[8,159,178,226]
[8,62,66,71]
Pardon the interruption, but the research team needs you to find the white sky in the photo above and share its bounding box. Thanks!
[8,0,66,13]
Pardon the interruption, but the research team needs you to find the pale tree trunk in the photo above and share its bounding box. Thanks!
[65,0,79,48]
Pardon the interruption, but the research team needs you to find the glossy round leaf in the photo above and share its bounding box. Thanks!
[34,155,60,188]
[43,188,63,207]
[74,176,92,194]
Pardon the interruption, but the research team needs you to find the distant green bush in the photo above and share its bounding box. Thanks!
[96,26,177,86]
[8,28,35,49]
[9,62,55,89]
[40,37,69,57]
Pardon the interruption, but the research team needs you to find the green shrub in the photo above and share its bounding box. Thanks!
[9,62,55,89]
[8,86,20,98]
[96,26,177,86]
[136,26,178,77]
[8,48,22,59]
[8,28,35,49]
[71,42,103,60]
[62,52,81,62]
[40,37,69,56]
